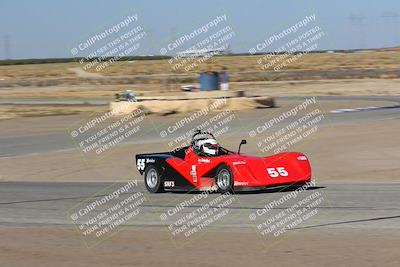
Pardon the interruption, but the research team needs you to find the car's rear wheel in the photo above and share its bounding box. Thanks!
[144,165,164,193]
[215,164,234,193]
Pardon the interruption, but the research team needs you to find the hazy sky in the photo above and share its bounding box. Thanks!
[0,0,399,59]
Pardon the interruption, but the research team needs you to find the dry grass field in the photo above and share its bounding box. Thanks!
[0,48,399,119]
[0,104,108,120]
[0,48,399,79]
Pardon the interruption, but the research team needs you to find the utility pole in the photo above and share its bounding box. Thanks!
[3,34,11,60]
[382,12,399,47]
[348,14,367,49]
[169,27,177,49]
[146,28,153,55]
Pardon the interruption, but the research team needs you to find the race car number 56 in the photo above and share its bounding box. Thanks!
[267,167,289,177]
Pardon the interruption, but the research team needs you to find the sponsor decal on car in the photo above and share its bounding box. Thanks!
[164,181,175,187]
[234,181,249,186]
[137,158,156,171]
[233,161,246,165]
[297,155,308,161]
[198,158,211,163]
[190,165,198,182]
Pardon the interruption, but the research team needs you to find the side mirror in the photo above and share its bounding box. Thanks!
[238,139,247,154]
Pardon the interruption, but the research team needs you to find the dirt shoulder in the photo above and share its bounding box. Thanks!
[1,79,400,100]
[0,225,398,267]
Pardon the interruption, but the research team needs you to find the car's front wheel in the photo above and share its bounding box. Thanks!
[215,164,234,193]
[144,165,164,193]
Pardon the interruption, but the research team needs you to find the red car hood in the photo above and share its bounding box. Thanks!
[222,152,311,187]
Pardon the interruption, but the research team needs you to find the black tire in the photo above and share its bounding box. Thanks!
[215,164,234,193]
[144,165,164,193]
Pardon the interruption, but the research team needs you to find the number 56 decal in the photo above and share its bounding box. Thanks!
[267,167,289,178]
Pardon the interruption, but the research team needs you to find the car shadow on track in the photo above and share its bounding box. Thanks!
[161,185,325,195]
[234,185,325,195]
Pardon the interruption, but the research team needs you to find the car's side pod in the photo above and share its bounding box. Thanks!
[135,153,173,175]
[202,162,229,179]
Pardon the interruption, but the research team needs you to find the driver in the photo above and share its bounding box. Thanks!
[195,138,220,156]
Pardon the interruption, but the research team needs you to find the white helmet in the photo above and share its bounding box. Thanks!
[196,138,219,156]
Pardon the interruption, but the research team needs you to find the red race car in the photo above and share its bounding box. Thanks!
[136,131,311,193]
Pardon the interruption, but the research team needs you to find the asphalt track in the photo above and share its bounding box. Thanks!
[1,96,400,158]
[0,181,399,231]
[0,96,400,232]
